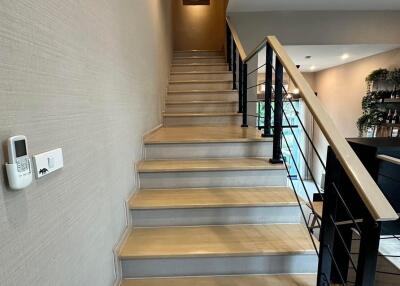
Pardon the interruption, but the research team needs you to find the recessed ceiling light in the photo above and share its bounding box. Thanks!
[305,56,312,59]
[341,53,350,60]
[310,65,316,71]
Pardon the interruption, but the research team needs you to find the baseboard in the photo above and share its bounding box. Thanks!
[112,215,133,286]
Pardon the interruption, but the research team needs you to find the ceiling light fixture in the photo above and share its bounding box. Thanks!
[310,65,316,71]
[341,53,350,60]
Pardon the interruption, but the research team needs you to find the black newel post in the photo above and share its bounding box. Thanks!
[238,57,243,113]
[270,57,283,163]
[355,216,381,286]
[226,24,232,71]
[263,43,273,137]
[242,63,248,127]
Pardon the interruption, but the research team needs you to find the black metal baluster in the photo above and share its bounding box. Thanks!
[270,57,283,163]
[238,57,243,113]
[226,24,232,71]
[263,43,273,137]
[242,63,248,127]
[232,45,237,90]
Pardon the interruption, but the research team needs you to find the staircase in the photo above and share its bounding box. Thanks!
[117,50,317,285]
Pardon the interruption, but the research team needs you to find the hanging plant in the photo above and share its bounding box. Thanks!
[365,68,389,82]
[388,68,400,85]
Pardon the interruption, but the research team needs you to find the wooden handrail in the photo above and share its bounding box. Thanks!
[226,17,398,221]
[226,17,246,60]
[267,36,398,222]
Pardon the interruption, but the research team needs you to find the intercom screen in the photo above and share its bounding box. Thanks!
[14,140,27,157]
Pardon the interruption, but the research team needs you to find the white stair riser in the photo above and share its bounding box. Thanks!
[145,142,272,159]
[167,91,237,101]
[170,73,232,81]
[173,58,226,64]
[168,81,232,91]
[172,65,228,72]
[131,206,302,227]
[121,254,318,278]
[139,169,287,189]
[165,102,237,113]
[174,51,224,57]
[164,115,241,126]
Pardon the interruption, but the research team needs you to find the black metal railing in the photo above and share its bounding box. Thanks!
[226,20,399,286]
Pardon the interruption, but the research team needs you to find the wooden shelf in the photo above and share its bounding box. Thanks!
[381,123,400,128]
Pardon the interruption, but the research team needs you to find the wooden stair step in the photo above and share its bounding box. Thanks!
[169,80,233,84]
[170,71,232,75]
[137,157,285,173]
[172,63,228,67]
[163,112,241,117]
[173,56,226,60]
[121,274,317,286]
[119,224,316,259]
[130,187,298,209]
[166,100,238,105]
[144,126,270,144]
[168,90,236,94]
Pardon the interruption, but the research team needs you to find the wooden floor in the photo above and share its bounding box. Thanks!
[137,157,285,173]
[119,224,316,259]
[130,187,298,209]
[144,125,271,144]
[121,274,317,286]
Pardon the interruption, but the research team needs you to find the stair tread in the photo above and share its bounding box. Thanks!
[137,157,284,173]
[121,274,317,286]
[163,112,241,117]
[171,71,232,75]
[168,89,236,94]
[173,56,225,59]
[166,100,238,105]
[169,79,233,84]
[119,224,316,259]
[144,125,271,144]
[130,187,298,209]
[172,63,228,66]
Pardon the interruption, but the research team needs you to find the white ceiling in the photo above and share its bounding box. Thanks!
[228,0,400,12]
[257,44,400,72]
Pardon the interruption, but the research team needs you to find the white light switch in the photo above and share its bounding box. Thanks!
[33,148,63,178]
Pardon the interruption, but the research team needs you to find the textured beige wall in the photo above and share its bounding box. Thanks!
[172,0,227,51]
[312,48,400,185]
[0,1,172,286]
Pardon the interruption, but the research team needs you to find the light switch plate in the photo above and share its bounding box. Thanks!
[33,148,63,178]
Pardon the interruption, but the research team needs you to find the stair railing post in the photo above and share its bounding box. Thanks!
[242,63,248,127]
[270,57,283,163]
[238,57,243,113]
[232,45,237,90]
[226,24,232,71]
[263,43,273,138]
[354,216,381,286]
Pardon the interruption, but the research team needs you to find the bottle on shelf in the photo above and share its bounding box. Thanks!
[390,89,396,99]
[386,109,393,124]
[392,109,399,124]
